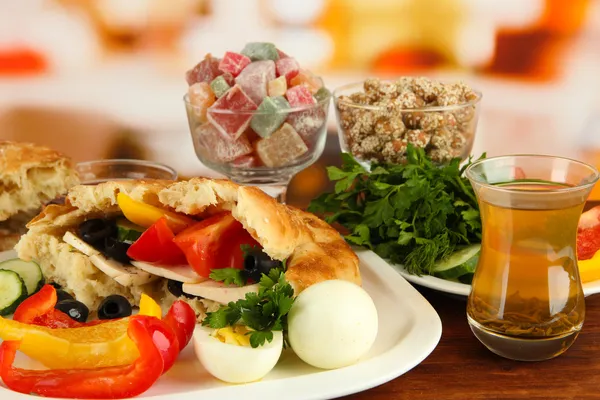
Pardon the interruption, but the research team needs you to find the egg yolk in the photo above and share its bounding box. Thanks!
[212,325,252,347]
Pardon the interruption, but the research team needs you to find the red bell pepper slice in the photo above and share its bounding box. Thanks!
[127,217,188,266]
[173,212,260,277]
[164,300,197,351]
[0,316,170,399]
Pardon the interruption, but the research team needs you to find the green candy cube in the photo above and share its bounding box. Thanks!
[314,87,332,103]
[210,76,231,98]
[250,96,290,138]
[241,42,279,62]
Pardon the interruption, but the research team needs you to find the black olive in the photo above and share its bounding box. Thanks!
[79,219,117,245]
[244,249,281,280]
[56,290,74,303]
[98,295,132,320]
[103,237,132,264]
[55,299,89,323]
[168,280,200,299]
[50,282,62,289]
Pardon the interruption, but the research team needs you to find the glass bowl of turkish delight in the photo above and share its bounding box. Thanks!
[334,77,482,167]
[184,42,331,202]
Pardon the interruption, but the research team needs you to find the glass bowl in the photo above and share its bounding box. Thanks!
[184,92,331,203]
[76,159,178,184]
[333,80,482,169]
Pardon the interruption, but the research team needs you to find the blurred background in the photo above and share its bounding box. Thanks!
[1,0,600,207]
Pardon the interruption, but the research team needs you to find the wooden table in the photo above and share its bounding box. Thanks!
[288,139,600,400]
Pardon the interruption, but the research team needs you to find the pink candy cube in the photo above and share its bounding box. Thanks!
[286,85,316,107]
[287,107,326,142]
[187,82,216,123]
[235,60,276,105]
[255,123,308,167]
[231,155,258,168]
[276,57,299,83]
[186,54,221,86]
[207,85,258,140]
[267,76,287,98]
[290,69,324,94]
[194,123,253,163]
[219,52,252,77]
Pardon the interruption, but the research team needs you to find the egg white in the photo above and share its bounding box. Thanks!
[193,326,283,384]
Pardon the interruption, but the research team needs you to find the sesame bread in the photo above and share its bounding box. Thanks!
[0,141,79,222]
[17,178,361,314]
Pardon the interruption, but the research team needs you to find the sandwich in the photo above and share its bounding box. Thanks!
[0,141,79,251]
[16,178,361,320]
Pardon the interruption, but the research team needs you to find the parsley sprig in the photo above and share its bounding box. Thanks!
[203,268,294,348]
[308,144,485,275]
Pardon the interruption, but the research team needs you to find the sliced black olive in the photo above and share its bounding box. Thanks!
[103,237,131,264]
[55,299,89,323]
[244,249,281,279]
[50,282,62,289]
[98,295,132,320]
[56,289,74,303]
[79,219,117,245]
[168,280,200,299]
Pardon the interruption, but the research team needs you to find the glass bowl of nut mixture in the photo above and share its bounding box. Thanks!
[333,77,482,168]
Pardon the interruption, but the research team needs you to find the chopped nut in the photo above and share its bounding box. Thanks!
[335,77,479,165]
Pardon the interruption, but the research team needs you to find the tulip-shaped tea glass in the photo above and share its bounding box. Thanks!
[465,155,599,361]
[184,92,331,203]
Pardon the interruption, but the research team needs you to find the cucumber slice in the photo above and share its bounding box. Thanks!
[458,273,474,284]
[432,244,481,279]
[0,270,27,316]
[117,218,144,243]
[0,258,44,295]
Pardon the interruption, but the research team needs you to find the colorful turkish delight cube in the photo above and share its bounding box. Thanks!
[290,69,324,94]
[194,123,253,163]
[255,123,308,167]
[210,75,231,98]
[275,57,299,83]
[286,85,315,107]
[277,48,289,59]
[219,51,251,77]
[186,54,221,86]
[314,87,332,103]
[268,76,287,98]
[188,82,216,123]
[287,106,327,142]
[235,60,276,105]
[250,96,290,138]
[231,155,259,168]
[221,72,235,86]
[241,42,280,62]
[207,85,257,140]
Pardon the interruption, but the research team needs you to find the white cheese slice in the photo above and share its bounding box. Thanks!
[182,281,259,304]
[63,231,158,287]
[130,261,205,283]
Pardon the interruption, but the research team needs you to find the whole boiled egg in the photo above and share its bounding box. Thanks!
[288,279,378,369]
[193,325,283,384]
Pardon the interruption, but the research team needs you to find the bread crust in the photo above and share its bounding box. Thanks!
[0,141,79,221]
[20,178,361,297]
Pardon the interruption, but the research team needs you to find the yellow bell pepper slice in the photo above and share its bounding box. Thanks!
[578,251,600,283]
[0,293,164,369]
[0,317,137,369]
[116,193,195,234]
[139,293,162,319]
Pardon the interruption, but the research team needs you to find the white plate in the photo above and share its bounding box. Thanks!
[387,252,600,298]
[0,249,442,400]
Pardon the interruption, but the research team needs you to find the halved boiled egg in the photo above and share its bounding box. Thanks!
[193,325,283,384]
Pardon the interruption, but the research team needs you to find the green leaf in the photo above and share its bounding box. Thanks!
[209,268,247,286]
[249,330,274,348]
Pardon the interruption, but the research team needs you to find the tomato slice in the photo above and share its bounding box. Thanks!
[173,212,260,277]
[127,217,188,265]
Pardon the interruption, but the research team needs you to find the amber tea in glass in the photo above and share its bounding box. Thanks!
[465,155,599,361]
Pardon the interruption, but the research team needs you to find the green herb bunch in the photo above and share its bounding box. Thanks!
[203,268,294,348]
[308,145,485,275]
